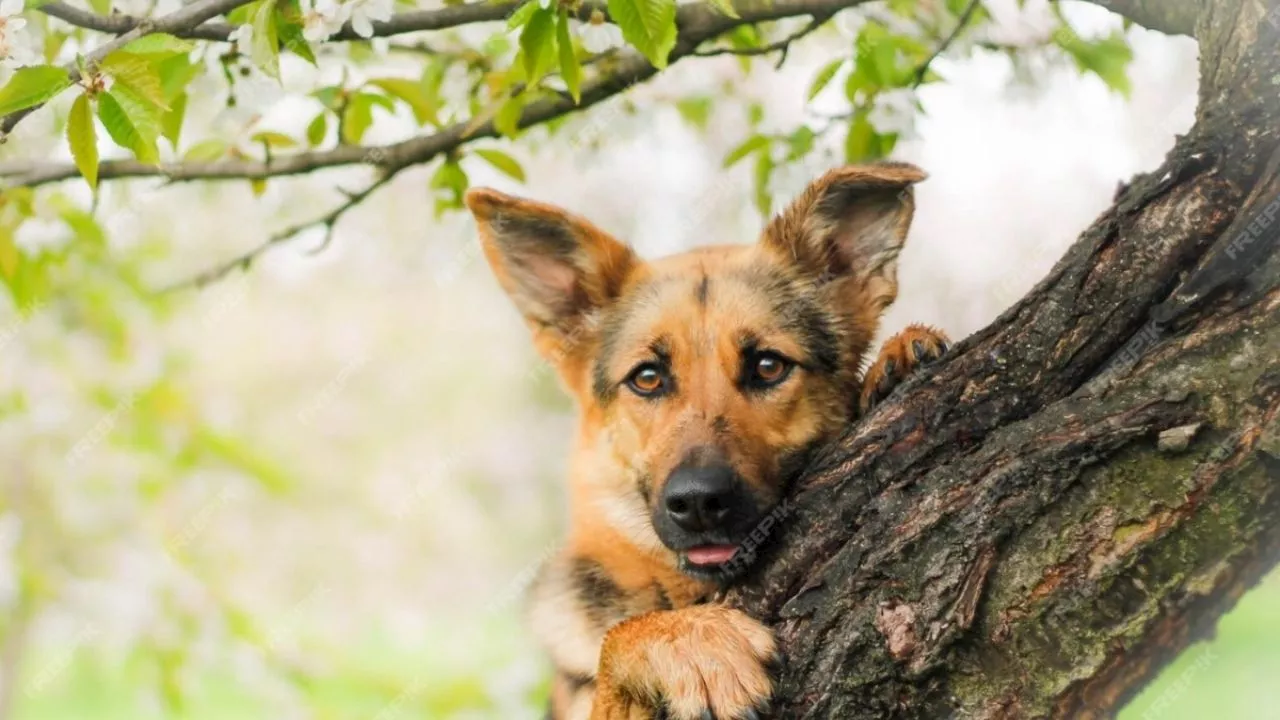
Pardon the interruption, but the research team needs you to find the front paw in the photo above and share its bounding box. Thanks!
[859,323,950,414]
[593,605,777,720]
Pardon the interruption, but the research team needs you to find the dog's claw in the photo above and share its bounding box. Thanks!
[859,324,952,414]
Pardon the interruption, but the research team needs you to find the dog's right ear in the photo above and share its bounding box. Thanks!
[465,188,638,361]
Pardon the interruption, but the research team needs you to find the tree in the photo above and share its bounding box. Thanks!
[723,2,1280,716]
[0,0,1273,717]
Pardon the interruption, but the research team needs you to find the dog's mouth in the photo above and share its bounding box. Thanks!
[672,540,760,583]
[685,544,739,566]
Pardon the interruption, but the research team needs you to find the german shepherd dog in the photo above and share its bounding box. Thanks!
[465,163,949,720]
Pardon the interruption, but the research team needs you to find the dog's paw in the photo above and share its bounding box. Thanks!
[593,605,777,720]
[859,324,950,414]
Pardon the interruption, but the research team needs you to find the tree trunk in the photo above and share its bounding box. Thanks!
[726,0,1280,716]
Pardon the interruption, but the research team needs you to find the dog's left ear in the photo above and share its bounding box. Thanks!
[761,162,926,310]
[465,187,638,362]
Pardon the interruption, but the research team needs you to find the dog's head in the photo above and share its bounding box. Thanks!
[467,163,925,582]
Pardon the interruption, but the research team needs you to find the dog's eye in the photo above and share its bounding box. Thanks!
[746,352,793,389]
[626,364,668,397]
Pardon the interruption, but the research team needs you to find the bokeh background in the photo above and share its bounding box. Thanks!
[2,0,1277,718]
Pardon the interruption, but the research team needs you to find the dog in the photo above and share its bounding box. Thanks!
[465,162,949,720]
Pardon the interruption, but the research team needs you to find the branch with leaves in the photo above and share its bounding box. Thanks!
[0,0,1148,293]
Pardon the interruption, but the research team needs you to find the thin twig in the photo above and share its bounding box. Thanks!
[692,13,832,69]
[912,0,982,87]
[159,171,398,292]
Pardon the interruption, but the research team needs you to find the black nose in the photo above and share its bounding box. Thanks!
[662,462,739,532]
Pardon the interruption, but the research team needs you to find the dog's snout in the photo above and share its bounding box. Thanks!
[662,462,741,532]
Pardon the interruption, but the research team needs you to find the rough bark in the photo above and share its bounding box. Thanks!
[726,0,1280,717]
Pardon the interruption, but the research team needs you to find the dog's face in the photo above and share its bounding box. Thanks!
[467,164,924,582]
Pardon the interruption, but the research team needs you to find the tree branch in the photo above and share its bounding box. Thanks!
[3,0,878,188]
[38,0,587,43]
[1074,0,1200,36]
[0,0,254,138]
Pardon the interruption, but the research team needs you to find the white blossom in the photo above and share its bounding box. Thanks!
[867,88,919,138]
[579,11,623,54]
[303,0,351,43]
[229,22,254,55]
[348,0,393,39]
[0,0,37,68]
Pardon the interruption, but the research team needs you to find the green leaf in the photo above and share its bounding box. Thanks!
[88,0,111,15]
[495,93,525,137]
[844,108,892,162]
[67,93,99,190]
[723,134,770,168]
[556,11,581,104]
[0,65,72,116]
[251,130,297,148]
[785,126,815,161]
[162,91,186,147]
[704,0,738,18]
[519,7,558,85]
[506,0,540,30]
[752,150,773,216]
[430,158,470,217]
[306,112,327,146]
[101,52,169,111]
[608,0,678,68]
[341,94,384,145]
[675,96,713,130]
[183,139,229,161]
[121,33,197,57]
[808,58,844,101]
[369,77,438,125]
[97,89,161,164]
[251,0,281,79]
[157,56,201,101]
[1057,28,1134,97]
[277,16,318,65]
[474,148,526,182]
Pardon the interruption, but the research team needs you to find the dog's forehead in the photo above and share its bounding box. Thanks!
[602,244,826,356]
[621,246,776,326]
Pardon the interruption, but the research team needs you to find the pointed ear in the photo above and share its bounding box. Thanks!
[761,162,926,310]
[465,187,638,360]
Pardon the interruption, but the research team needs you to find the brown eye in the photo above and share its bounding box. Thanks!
[626,364,668,397]
[745,352,793,390]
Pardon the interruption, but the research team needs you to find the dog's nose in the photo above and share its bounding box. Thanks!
[662,462,739,532]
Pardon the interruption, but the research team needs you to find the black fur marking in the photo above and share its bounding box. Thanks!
[733,266,842,375]
[592,304,629,402]
[694,274,710,306]
[563,671,594,693]
[490,213,577,257]
[571,558,624,628]
[712,415,730,434]
[591,280,675,403]
[653,583,673,610]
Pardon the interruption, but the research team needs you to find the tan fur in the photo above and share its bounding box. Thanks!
[465,163,949,720]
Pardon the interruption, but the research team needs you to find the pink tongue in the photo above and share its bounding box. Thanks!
[686,545,738,565]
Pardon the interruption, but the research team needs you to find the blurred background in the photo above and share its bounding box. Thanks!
[1,0,1276,718]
